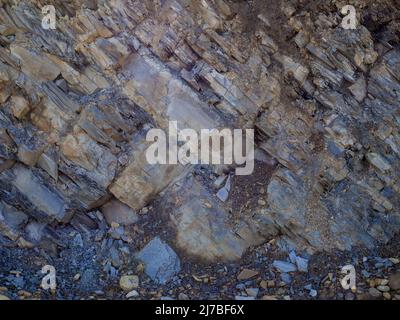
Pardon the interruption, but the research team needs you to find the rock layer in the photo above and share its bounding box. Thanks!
[0,0,399,261]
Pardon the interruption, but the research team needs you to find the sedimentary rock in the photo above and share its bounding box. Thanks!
[0,0,399,262]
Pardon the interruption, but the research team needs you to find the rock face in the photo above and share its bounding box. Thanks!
[0,0,399,262]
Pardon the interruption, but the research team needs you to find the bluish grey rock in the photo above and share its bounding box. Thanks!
[280,272,292,284]
[295,256,309,273]
[137,237,181,284]
[273,260,297,273]
[289,251,297,264]
[216,187,229,202]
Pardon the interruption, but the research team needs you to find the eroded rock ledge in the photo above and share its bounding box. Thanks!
[0,0,399,263]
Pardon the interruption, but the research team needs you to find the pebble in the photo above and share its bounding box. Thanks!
[383,292,391,300]
[178,293,189,300]
[295,256,309,273]
[245,288,259,297]
[262,295,277,300]
[213,175,227,188]
[0,294,10,300]
[389,273,400,290]
[18,290,31,298]
[368,287,382,298]
[267,280,276,287]
[257,199,266,206]
[260,280,268,289]
[235,283,246,290]
[272,260,297,273]
[345,292,355,300]
[126,290,139,298]
[237,269,259,280]
[309,289,317,297]
[235,296,255,300]
[216,187,229,202]
[119,275,139,292]
[280,273,292,284]
[377,285,390,292]
[380,279,388,286]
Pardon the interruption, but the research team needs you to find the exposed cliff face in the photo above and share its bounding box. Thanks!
[0,0,399,267]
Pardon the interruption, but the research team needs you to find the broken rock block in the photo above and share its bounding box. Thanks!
[0,201,28,241]
[101,199,139,226]
[0,164,73,223]
[110,134,187,211]
[10,45,61,82]
[10,95,30,119]
[58,128,118,209]
[136,237,181,285]
[122,51,222,131]
[164,176,263,262]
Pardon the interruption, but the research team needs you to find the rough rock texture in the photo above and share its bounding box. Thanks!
[0,0,399,266]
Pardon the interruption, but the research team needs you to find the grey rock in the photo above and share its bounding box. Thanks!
[101,199,139,226]
[216,187,229,202]
[295,256,309,273]
[273,260,297,273]
[389,273,400,290]
[137,237,181,284]
[245,288,259,297]
[280,273,292,284]
[235,296,255,300]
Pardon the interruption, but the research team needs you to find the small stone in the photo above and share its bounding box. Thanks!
[389,273,400,290]
[389,258,399,264]
[280,273,292,284]
[261,295,277,300]
[126,290,139,298]
[295,256,309,273]
[237,269,259,280]
[73,273,81,281]
[235,296,255,300]
[267,280,276,288]
[380,279,388,286]
[260,280,268,289]
[377,285,390,292]
[309,289,317,297]
[383,292,391,300]
[245,288,259,297]
[0,294,10,300]
[110,222,120,229]
[178,293,189,300]
[18,290,31,298]
[272,260,297,273]
[345,292,355,300]
[257,199,266,206]
[216,187,229,202]
[213,175,227,188]
[101,200,139,226]
[119,275,139,292]
[368,287,382,298]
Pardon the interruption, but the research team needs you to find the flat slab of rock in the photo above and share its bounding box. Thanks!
[272,260,297,273]
[101,199,138,226]
[136,237,181,284]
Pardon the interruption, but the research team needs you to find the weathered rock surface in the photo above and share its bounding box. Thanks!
[0,0,399,263]
[136,237,181,284]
